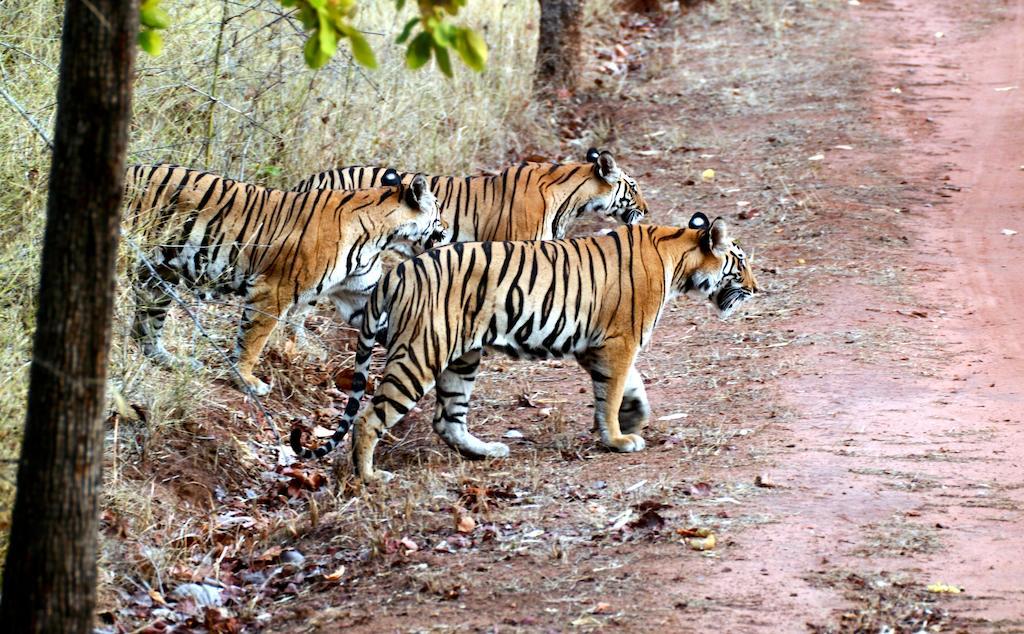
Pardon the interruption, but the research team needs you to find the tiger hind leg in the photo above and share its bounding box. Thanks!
[131,264,199,369]
[353,368,435,482]
[432,350,509,460]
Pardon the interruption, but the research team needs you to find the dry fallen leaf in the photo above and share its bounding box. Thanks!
[687,482,712,497]
[926,582,963,594]
[676,526,713,538]
[657,412,688,422]
[399,537,419,554]
[1000,228,1017,236]
[701,168,716,182]
[456,514,476,534]
[687,533,717,551]
[323,565,346,582]
[754,475,776,488]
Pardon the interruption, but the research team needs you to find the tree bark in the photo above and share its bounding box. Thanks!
[0,0,137,631]
[535,0,584,93]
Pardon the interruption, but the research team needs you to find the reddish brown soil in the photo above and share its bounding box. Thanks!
[268,1,1024,630]
[97,1,1024,631]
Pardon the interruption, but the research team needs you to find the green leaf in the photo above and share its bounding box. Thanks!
[318,14,338,57]
[138,29,163,56]
[140,6,170,29]
[348,30,377,68]
[396,17,419,45]
[406,31,432,70]
[395,0,406,11]
[303,34,330,68]
[459,28,487,71]
[297,5,318,30]
[434,42,453,77]
[431,20,454,48]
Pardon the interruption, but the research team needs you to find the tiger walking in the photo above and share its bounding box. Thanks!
[291,214,759,481]
[123,164,444,395]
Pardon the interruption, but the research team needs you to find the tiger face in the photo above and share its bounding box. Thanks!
[582,149,648,226]
[383,173,447,257]
[679,212,759,318]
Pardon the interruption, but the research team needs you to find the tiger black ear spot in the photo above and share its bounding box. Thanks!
[586,147,601,163]
[688,212,710,230]
[381,168,401,186]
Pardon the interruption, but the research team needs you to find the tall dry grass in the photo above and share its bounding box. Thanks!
[0,0,544,557]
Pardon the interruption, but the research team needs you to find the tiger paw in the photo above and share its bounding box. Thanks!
[236,373,271,397]
[360,469,395,484]
[483,441,510,459]
[606,434,646,453]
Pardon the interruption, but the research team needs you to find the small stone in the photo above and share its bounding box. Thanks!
[171,583,223,607]
[280,549,305,564]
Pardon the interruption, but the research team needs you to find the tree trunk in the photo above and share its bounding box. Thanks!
[0,0,137,631]
[535,0,584,93]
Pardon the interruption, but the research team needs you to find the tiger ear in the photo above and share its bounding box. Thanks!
[595,151,621,184]
[688,212,709,230]
[585,147,601,163]
[405,174,428,210]
[709,217,730,255]
[382,168,401,186]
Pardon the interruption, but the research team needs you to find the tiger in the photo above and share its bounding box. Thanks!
[290,212,759,481]
[284,149,649,344]
[123,164,445,396]
[292,148,647,242]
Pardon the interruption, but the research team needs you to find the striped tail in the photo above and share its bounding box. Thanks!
[290,284,388,460]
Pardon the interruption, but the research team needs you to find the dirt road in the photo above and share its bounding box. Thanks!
[259,1,1024,630]
[672,0,1024,629]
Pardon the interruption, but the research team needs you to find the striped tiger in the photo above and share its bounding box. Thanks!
[290,213,759,481]
[292,149,647,242]
[123,164,444,395]
[286,149,648,343]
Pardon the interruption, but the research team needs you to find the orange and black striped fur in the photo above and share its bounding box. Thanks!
[123,164,444,395]
[286,149,647,343]
[290,213,759,481]
[292,149,648,242]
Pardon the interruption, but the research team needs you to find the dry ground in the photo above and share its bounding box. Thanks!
[87,1,1024,632]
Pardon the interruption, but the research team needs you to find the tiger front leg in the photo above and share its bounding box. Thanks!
[618,365,651,435]
[584,346,647,453]
[233,290,287,396]
[353,370,435,482]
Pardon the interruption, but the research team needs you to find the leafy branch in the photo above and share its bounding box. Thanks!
[137,0,488,77]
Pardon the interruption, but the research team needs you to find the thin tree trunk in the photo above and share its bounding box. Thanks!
[0,0,137,631]
[535,0,584,93]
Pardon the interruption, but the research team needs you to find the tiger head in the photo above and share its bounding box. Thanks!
[382,171,448,256]
[678,212,759,319]
[579,148,648,226]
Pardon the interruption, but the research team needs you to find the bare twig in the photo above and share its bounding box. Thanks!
[0,83,53,150]
[203,0,231,166]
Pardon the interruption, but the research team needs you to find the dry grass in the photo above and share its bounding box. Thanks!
[0,0,544,563]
